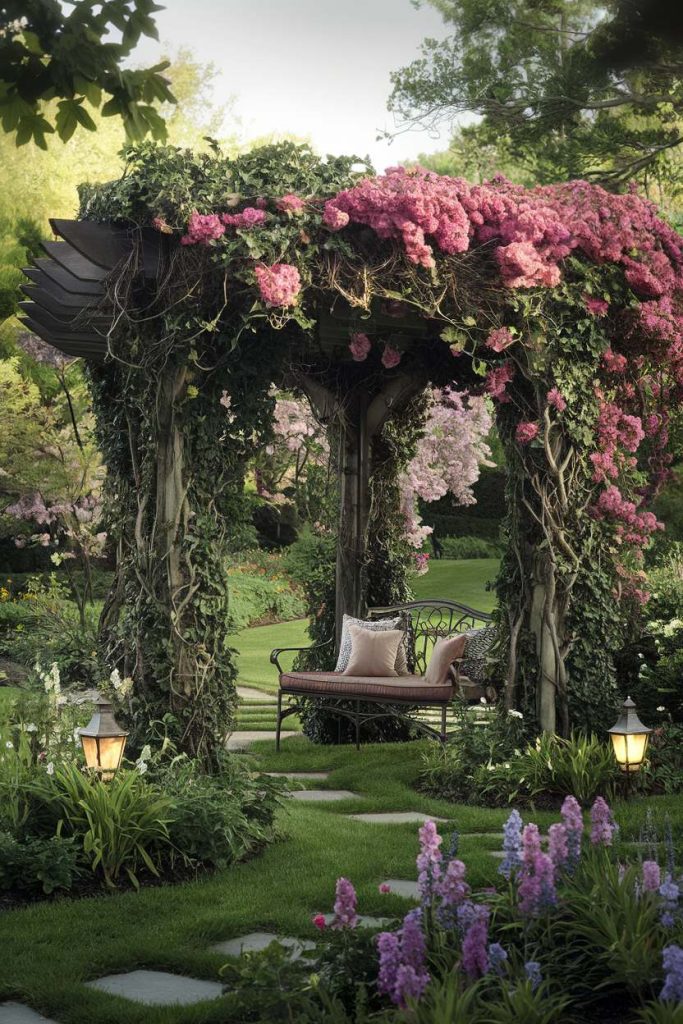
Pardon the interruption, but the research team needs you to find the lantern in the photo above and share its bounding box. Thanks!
[79,698,128,779]
[608,696,652,775]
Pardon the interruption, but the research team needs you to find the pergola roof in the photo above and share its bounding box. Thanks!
[19,220,165,363]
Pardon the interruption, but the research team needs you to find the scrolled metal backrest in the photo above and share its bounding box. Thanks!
[367,600,493,675]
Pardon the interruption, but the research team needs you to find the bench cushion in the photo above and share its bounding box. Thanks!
[279,671,456,703]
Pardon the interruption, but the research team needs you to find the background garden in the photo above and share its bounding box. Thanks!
[1,1,683,1022]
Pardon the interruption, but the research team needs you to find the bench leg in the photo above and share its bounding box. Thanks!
[355,700,360,751]
[276,689,283,753]
[440,704,447,743]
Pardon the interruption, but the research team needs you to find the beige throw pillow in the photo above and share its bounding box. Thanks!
[343,624,404,677]
[424,634,467,686]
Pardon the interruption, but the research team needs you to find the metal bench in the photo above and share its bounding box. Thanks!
[270,599,494,750]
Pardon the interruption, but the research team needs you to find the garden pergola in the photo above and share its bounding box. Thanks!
[18,143,682,763]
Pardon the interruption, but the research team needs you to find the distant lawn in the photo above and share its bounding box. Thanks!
[0,686,20,717]
[232,558,498,695]
[412,557,499,612]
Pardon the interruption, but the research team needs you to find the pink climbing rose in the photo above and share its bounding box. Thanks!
[584,295,610,317]
[276,193,305,214]
[312,913,326,930]
[381,344,402,369]
[547,387,567,412]
[221,207,267,229]
[515,421,540,445]
[485,327,515,353]
[254,263,302,307]
[180,211,225,245]
[349,332,372,362]
[323,203,350,230]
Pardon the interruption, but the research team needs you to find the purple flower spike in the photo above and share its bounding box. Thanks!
[661,945,683,1002]
[642,860,661,893]
[499,809,524,879]
[560,795,584,865]
[332,877,358,929]
[525,961,543,992]
[590,797,618,847]
[461,905,490,979]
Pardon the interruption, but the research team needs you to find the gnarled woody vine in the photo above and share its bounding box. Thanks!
[79,141,682,758]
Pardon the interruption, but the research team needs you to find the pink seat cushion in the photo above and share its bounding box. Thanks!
[279,671,457,703]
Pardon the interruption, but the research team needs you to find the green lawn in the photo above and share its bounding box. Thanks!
[0,736,677,1024]
[411,557,499,611]
[232,558,499,698]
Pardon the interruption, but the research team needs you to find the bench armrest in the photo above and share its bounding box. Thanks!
[270,638,334,675]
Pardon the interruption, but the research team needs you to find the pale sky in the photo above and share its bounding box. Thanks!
[132,0,454,172]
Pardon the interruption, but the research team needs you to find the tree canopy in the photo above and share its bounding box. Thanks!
[0,0,174,149]
[390,0,683,192]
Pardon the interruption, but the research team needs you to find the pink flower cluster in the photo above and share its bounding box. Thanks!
[602,348,628,374]
[321,166,683,294]
[594,485,663,546]
[547,387,567,412]
[485,327,515,352]
[584,295,610,317]
[589,400,645,484]
[349,332,372,361]
[377,910,430,1008]
[276,193,305,214]
[381,343,401,369]
[331,877,358,929]
[254,263,301,307]
[590,796,618,846]
[485,361,515,402]
[180,207,267,244]
[515,420,540,445]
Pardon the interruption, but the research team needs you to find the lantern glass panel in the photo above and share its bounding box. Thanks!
[610,731,649,772]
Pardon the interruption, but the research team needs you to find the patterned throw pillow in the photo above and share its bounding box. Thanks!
[335,614,408,674]
[460,625,497,682]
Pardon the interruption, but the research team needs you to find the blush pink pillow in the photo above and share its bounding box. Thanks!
[424,634,467,686]
[343,624,403,677]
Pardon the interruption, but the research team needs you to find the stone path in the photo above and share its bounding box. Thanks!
[226,730,298,751]
[265,771,330,780]
[321,913,394,928]
[288,789,358,802]
[0,1005,57,1024]
[85,970,223,1006]
[380,878,420,900]
[212,932,315,959]
[347,811,448,825]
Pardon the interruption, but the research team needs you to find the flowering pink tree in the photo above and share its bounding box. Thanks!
[399,388,493,548]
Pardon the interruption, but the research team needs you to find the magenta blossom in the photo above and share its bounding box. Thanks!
[312,913,326,930]
[277,193,305,214]
[180,211,225,245]
[584,295,610,316]
[485,327,515,352]
[349,332,372,362]
[547,387,567,412]
[381,344,402,369]
[515,421,540,445]
[254,263,302,307]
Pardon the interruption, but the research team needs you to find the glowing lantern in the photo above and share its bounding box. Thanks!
[608,696,651,775]
[79,698,128,779]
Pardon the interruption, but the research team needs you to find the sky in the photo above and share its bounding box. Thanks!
[132,0,454,172]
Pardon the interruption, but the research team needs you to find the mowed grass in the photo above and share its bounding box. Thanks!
[1,736,678,1024]
[232,558,499,697]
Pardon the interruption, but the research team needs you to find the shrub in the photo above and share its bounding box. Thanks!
[228,567,306,629]
[152,754,285,870]
[420,723,619,807]
[0,575,100,685]
[31,762,176,889]
[0,831,79,896]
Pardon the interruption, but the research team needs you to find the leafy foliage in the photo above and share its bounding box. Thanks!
[0,0,174,148]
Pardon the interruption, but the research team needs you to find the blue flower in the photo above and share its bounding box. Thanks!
[661,945,683,1002]
[488,942,508,977]
[499,809,523,879]
[525,961,542,992]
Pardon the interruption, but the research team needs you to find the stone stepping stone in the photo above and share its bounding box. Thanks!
[321,914,394,928]
[264,771,330,781]
[226,730,298,751]
[211,931,315,959]
[85,970,222,1006]
[346,812,447,825]
[0,1005,58,1024]
[237,686,275,702]
[379,879,420,900]
[288,789,358,802]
